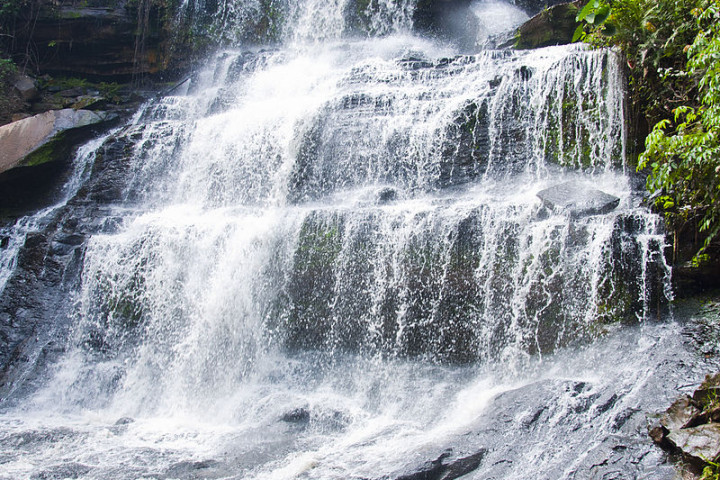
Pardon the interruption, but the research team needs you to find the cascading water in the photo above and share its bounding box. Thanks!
[0,1,714,479]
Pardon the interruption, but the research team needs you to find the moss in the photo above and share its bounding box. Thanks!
[20,131,71,167]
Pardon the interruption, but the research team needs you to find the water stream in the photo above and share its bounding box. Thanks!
[0,0,713,479]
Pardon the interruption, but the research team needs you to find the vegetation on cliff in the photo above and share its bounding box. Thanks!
[577,0,720,267]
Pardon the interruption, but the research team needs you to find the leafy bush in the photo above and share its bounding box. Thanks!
[637,0,720,262]
[578,0,720,263]
[701,460,720,480]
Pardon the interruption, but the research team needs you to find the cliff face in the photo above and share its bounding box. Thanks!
[7,0,191,80]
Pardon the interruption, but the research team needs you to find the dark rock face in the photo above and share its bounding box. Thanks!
[537,182,620,217]
[30,462,92,480]
[273,201,663,363]
[9,0,181,80]
[412,0,567,50]
[512,1,581,49]
[413,0,479,51]
[0,125,138,401]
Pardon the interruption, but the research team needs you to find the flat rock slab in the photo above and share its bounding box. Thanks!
[537,182,620,217]
[0,109,108,174]
[667,423,720,463]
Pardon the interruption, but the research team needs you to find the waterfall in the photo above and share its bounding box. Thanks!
[0,1,700,479]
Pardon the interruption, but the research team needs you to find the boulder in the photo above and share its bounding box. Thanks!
[0,109,110,174]
[666,423,720,464]
[536,182,620,217]
[12,75,39,101]
[651,373,720,468]
[663,395,701,431]
[511,1,581,49]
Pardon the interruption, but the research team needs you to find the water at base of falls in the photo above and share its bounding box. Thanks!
[0,2,710,478]
[0,322,709,479]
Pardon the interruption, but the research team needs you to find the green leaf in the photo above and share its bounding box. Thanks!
[572,24,586,42]
[602,21,617,36]
[594,5,611,25]
[576,0,598,22]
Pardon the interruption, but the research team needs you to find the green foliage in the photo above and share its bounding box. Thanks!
[637,0,720,261]
[575,0,720,262]
[0,57,17,80]
[701,460,720,480]
[701,388,720,411]
[0,0,26,23]
[573,0,615,42]
[51,76,91,89]
[0,57,19,124]
[98,81,123,103]
[581,0,701,120]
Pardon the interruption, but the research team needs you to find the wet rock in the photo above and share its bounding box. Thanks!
[59,87,86,98]
[438,99,492,188]
[537,182,620,217]
[651,374,720,468]
[280,408,310,423]
[114,417,135,425]
[664,395,700,431]
[667,424,720,464]
[30,462,91,479]
[394,449,487,480]
[163,459,222,479]
[377,187,398,204]
[512,1,581,49]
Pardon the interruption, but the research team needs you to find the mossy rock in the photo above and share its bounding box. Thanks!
[513,2,581,50]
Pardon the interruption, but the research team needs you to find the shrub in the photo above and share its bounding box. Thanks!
[577,0,720,263]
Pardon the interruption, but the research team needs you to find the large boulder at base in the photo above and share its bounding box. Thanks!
[0,109,110,175]
[537,182,620,217]
[667,423,720,463]
[512,1,581,49]
[651,373,720,468]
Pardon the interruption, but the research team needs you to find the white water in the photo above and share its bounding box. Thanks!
[0,134,110,295]
[0,0,696,479]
